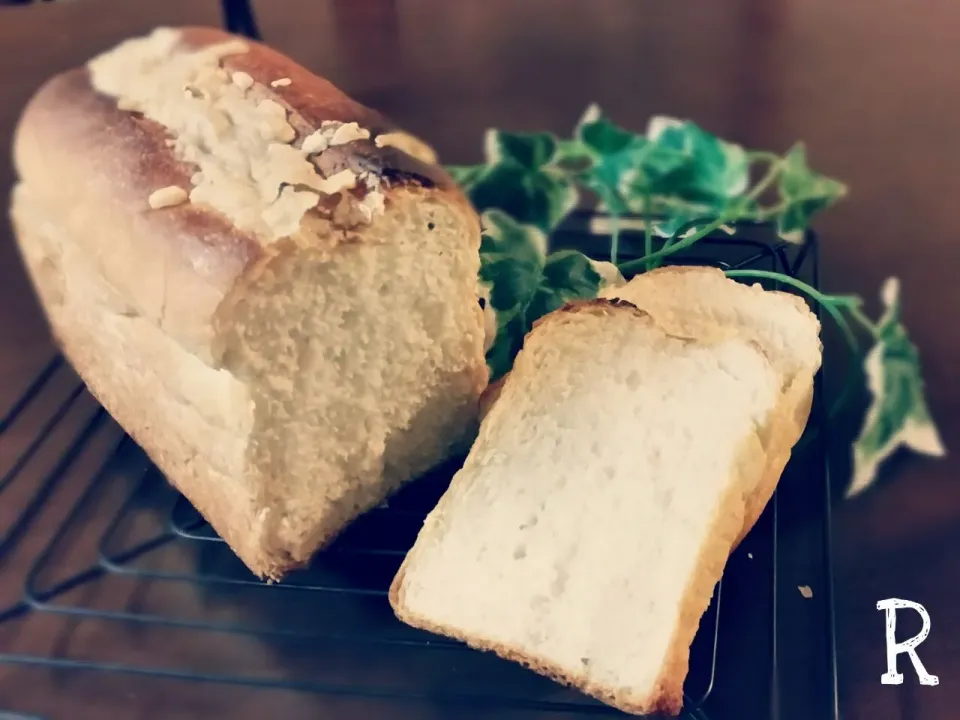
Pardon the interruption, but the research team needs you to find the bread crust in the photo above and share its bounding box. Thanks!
[11,26,470,359]
[10,27,483,579]
[392,293,817,716]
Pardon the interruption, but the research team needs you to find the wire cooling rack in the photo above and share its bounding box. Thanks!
[0,210,838,719]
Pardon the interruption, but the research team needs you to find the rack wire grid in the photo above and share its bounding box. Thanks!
[0,208,838,719]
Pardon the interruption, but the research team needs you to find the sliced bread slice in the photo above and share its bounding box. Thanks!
[599,266,822,544]
[390,270,821,716]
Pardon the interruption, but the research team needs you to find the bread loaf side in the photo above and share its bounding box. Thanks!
[10,27,488,579]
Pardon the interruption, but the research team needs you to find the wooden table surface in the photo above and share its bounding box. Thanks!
[1,1,958,718]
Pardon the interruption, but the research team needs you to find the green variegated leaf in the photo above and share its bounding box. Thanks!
[646,115,750,203]
[523,251,605,340]
[650,213,700,240]
[541,250,604,299]
[586,258,626,290]
[478,209,545,310]
[574,104,687,214]
[848,278,945,497]
[469,163,577,232]
[453,110,863,438]
[477,211,546,379]
[446,164,487,188]
[776,143,848,242]
[478,211,611,380]
[484,314,527,383]
[487,130,559,169]
[651,213,739,240]
[455,129,579,233]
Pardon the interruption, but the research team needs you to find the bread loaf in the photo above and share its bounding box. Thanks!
[10,27,488,580]
[390,268,821,716]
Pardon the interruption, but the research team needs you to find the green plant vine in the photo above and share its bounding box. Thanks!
[450,104,945,496]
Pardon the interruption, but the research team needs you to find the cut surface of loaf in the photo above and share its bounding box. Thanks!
[10,27,487,580]
[391,274,822,716]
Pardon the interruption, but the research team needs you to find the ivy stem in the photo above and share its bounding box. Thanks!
[643,193,654,271]
[747,150,782,163]
[724,269,863,419]
[597,185,622,265]
[609,212,621,266]
[743,156,784,207]
[619,158,785,276]
[618,215,729,275]
[847,302,880,339]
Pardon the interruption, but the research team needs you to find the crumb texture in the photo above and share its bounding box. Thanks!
[220,194,487,564]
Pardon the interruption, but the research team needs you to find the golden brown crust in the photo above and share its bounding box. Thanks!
[177,27,458,195]
[11,26,478,359]
[390,563,661,715]
[9,201,270,576]
[20,65,263,261]
[733,374,814,548]
[13,27,468,277]
[10,27,485,580]
[646,416,781,715]
[13,66,264,359]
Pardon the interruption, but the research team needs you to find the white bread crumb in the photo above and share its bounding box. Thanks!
[270,77,292,88]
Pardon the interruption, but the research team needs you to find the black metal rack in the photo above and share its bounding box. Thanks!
[0,209,838,719]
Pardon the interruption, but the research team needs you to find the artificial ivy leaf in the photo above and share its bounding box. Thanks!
[576,104,636,156]
[469,163,576,233]
[848,278,945,497]
[478,209,546,309]
[485,314,527,382]
[487,130,559,170]
[446,164,487,189]
[542,249,604,298]
[646,115,750,204]
[586,258,626,290]
[574,104,687,214]
[553,138,595,173]
[574,105,638,214]
[524,252,605,344]
[776,143,848,242]
[462,130,579,232]
[650,212,701,240]
[477,211,610,380]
